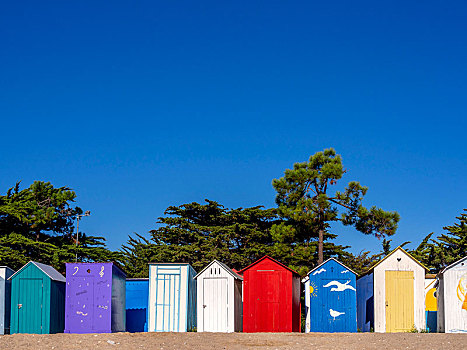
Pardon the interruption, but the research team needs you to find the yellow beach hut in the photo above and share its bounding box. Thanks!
[357,247,428,332]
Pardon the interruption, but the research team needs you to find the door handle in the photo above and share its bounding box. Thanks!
[18,304,22,309]
[203,305,206,308]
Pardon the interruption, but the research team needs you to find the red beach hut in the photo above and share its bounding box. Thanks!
[240,256,301,332]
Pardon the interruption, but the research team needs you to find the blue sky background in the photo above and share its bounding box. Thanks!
[1,1,466,255]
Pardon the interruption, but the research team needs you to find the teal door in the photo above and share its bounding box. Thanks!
[18,278,43,333]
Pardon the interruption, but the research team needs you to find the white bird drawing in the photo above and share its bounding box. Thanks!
[329,309,345,320]
[340,270,349,274]
[313,268,326,275]
[323,280,356,292]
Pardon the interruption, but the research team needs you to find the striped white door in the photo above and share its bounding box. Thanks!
[155,271,181,332]
[203,278,228,332]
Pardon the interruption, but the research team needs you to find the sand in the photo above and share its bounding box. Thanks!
[0,332,465,350]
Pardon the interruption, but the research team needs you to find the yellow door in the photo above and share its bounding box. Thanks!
[385,271,414,332]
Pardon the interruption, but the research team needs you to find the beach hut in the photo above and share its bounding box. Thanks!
[303,258,357,333]
[9,261,66,334]
[126,278,149,332]
[194,260,243,332]
[436,256,467,333]
[424,275,437,332]
[356,247,427,333]
[0,266,14,334]
[64,262,126,334]
[240,256,301,333]
[148,263,197,332]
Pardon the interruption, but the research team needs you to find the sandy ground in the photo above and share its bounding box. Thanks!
[0,332,466,350]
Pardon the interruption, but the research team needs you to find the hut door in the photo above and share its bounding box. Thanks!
[155,270,181,332]
[385,271,414,332]
[320,277,355,332]
[18,278,43,333]
[256,271,281,332]
[67,276,95,332]
[203,278,228,332]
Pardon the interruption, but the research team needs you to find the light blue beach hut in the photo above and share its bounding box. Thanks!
[147,263,197,332]
[0,266,15,334]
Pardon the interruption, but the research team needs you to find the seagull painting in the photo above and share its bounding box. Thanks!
[323,280,356,292]
[329,309,345,320]
[340,270,349,274]
[313,268,326,275]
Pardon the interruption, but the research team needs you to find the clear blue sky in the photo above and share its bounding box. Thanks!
[1,1,466,255]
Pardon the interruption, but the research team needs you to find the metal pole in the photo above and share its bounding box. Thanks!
[75,216,80,262]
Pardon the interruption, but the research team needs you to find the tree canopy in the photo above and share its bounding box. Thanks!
[272,148,400,264]
[0,181,118,272]
[120,200,352,277]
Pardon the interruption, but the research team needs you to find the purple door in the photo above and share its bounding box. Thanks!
[94,276,112,331]
[65,263,113,333]
[67,276,95,332]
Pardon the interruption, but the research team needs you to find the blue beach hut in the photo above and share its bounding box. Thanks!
[126,278,149,332]
[303,258,357,332]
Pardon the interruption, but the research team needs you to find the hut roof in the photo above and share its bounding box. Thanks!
[439,256,467,275]
[194,260,243,280]
[238,255,299,276]
[360,246,429,277]
[8,261,65,282]
[302,258,357,282]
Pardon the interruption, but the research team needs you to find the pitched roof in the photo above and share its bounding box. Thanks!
[238,255,299,276]
[194,260,243,280]
[8,261,65,282]
[364,246,429,275]
[302,258,357,282]
[439,256,467,275]
[0,266,15,273]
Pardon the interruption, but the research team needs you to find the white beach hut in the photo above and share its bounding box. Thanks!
[0,266,14,334]
[357,247,427,332]
[194,260,243,332]
[148,263,197,332]
[436,256,467,333]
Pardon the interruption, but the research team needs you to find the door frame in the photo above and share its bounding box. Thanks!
[18,278,43,334]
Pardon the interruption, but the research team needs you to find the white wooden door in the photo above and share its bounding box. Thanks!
[203,278,228,332]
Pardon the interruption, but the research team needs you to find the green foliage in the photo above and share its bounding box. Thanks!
[121,200,280,277]
[272,148,400,263]
[0,181,117,273]
[410,209,467,272]
[120,200,352,278]
[341,239,410,276]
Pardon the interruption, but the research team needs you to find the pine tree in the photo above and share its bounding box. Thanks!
[0,181,117,272]
[272,148,400,264]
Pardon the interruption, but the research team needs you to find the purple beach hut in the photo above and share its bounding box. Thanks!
[64,262,126,334]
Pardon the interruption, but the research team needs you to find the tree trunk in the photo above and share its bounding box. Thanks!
[318,229,324,264]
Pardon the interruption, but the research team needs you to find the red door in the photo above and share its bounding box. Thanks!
[253,270,281,332]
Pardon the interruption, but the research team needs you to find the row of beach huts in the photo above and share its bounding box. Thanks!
[0,247,465,334]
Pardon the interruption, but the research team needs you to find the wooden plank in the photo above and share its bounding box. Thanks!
[385,271,414,332]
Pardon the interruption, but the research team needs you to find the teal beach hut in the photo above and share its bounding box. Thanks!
[9,261,66,334]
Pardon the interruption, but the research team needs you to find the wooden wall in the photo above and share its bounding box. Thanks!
[437,257,467,333]
[373,249,425,332]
